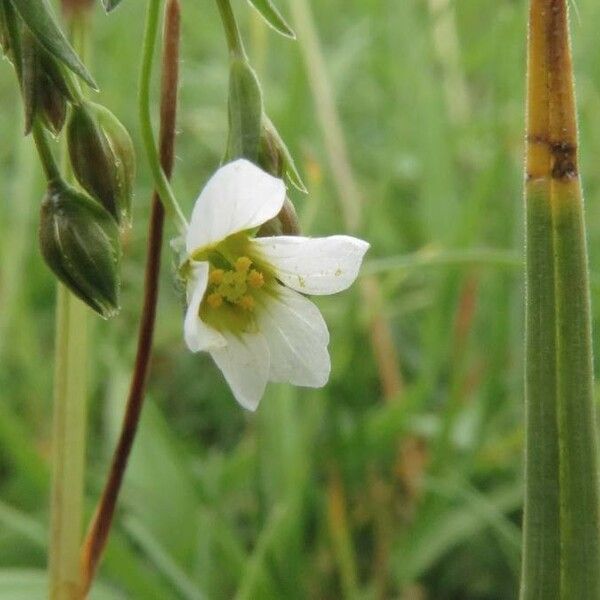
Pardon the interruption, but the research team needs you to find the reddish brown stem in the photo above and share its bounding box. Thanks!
[79,1,181,595]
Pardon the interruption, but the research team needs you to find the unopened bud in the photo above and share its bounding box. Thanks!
[225,58,263,162]
[39,181,121,318]
[67,101,135,227]
[21,30,73,134]
[258,116,307,193]
[0,6,9,57]
[257,197,300,237]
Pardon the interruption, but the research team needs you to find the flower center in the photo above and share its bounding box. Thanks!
[191,234,275,334]
[205,256,265,312]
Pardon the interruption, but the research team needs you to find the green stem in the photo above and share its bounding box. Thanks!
[521,1,600,597]
[215,0,247,59]
[139,0,187,233]
[553,184,600,596]
[521,180,560,597]
[31,121,61,183]
[49,286,88,600]
[48,12,91,600]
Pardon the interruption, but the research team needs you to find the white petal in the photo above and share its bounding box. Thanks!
[252,235,369,295]
[210,332,270,411]
[184,261,227,352]
[186,159,286,253]
[257,285,330,388]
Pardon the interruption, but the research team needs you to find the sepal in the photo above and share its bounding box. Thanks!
[21,30,73,134]
[39,181,121,318]
[67,101,135,227]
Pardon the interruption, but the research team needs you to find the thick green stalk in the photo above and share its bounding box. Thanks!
[521,1,600,597]
[49,286,88,600]
[522,181,560,598]
[554,183,600,595]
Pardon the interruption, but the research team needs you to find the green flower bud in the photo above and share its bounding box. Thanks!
[224,58,304,236]
[257,197,300,237]
[0,7,9,57]
[226,58,263,163]
[256,117,304,236]
[21,30,73,134]
[67,101,135,227]
[258,115,307,193]
[39,181,121,319]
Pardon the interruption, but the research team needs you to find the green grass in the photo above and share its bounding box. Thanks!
[2,0,600,598]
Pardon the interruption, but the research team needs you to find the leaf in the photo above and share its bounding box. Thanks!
[10,0,97,89]
[246,0,295,39]
[226,58,263,162]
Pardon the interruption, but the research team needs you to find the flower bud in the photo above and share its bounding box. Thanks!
[39,181,121,318]
[258,116,307,193]
[67,101,135,227]
[0,6,9,57]
[226,58,263,162]
[224,58,304,236]
[21,30,73,134]
[257,197,300,237]
[256,117,304,236]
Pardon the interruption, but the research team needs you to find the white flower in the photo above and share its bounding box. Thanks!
[183,159,369,410]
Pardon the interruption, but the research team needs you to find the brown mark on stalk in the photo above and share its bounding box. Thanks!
[525,0,579,183]
[526,136,578,180]
[78,0,181,595]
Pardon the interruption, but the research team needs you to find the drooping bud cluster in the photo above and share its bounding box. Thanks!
[1,0,135,318]
[39,181,121,318]
[1,0,97,131]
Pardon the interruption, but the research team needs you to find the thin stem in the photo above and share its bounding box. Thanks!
[215,0,247,59]
[79,1,181,594]
[31,121,61,183]
[49,287,88,600]
[48,11,91,599]
[139,0,187,232]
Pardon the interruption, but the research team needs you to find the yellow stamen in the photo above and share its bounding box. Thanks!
[209,269,225,285]
[247,269,265,289]
[235,256,252,273]
[237,295,255,311]
[207,292,223,309]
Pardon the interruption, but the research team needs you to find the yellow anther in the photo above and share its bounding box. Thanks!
[235,256,252,272]
[247,269,265,289]
[237,295,255,311]
[209,269,225,285]
[207,292,223,309]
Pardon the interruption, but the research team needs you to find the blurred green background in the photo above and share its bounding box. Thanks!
[3,0,600,598]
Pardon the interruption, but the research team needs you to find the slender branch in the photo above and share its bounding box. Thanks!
[215,0,247,59]
[49,287,88,600]
[31,121,62,183]
[48,9,90,599]
[139,0,187,232]
[79,1,181,594]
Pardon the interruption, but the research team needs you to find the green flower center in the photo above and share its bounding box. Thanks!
[190,233,276,334]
